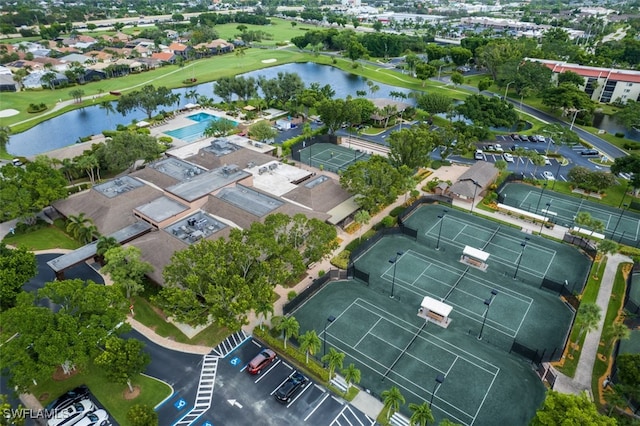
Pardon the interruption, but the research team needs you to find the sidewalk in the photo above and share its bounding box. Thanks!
[551,253,631,396]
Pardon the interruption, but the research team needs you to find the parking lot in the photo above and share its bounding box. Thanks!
[190,339,375,426]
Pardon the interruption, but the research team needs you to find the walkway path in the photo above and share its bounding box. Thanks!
[552,253,631,396]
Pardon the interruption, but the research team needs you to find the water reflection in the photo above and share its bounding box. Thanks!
[7,63,413,156]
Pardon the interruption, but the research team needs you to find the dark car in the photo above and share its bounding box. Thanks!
[247,349,276,374]
[275,371,308,404]
[581,149,600,157]
[45,385,90,412]
[510,134,521,141]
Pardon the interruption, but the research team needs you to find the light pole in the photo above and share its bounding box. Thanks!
[569,108,587,131]
[619,180,630,208]
[535,182,547,214]
[552,162,561,190]
[436,209,448,250]
[540,202,551,233]
[478,290,498,340]
[323,315,336,367]
[470,179,479,213]
[389,251,404,299]
[513,237,530,279]
[504,81,515,100]
[611,203,628,241]
[429,374,445,409]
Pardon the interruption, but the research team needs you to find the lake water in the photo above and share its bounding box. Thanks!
[7,63,412,156]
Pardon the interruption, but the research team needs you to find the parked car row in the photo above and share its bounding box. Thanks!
[247,347,309,404]
[511,134,552,144]
[45,386,111,426]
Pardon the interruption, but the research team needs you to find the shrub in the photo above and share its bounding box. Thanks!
[614,132,625,138]
[287,290,297,301]
[158,136,173,144]
[380,215,397,228]
[102,130,117,137]
[331,250,350,269]
[389,206,405,217]
[318,269,325,277]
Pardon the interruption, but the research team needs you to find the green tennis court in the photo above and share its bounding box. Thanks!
[499,182,640,245]
[298,143,370,173]
[292,281,546,426]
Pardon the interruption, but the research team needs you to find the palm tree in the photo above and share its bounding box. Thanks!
[595,239,619,278]
[354,210,371,242]
[299,330,321,364]
[341,363,361,391]
[235,47,246,67]
[99,101,116,128]
[274,315,299,349]
[604,385,628,416]
[381,386,405,420]
[321,348,345,381]
[96,236,119,265]
[572,303,601,354]
[0,126,10,152]
[254,298,274,330]
[186,89,199,104]
[66,213,94,240]
[409,402,434,426]
[605,321,630,348]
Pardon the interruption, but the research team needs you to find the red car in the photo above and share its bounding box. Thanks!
[247,349,276,374]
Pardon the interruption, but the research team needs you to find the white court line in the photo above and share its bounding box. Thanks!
[325,330,473,425]
[513,297,534,336]
[445,356,458,378]
[411,263,433,287]
[354,317,382,349]
[405,249,535,304]
[367,331,449,373]
[470,365,500,425]
[304,392,330,421]
[355,299,500,374]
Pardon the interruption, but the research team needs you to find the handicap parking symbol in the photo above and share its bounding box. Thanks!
[230,356,241,367]
[174,398,187,410]
[202,422,213,426]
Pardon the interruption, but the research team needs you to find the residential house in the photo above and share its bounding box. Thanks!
[151,51,176,64]
[22,70,68,89]
[168,42,191,58]
[0,73,18,92]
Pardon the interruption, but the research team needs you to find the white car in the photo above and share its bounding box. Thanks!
[541,155,551,165]
[474,149,484,160]
[48,399,95,426]
[502,152,514,163]
[493,144,504,152]
[542,171,555,181]
[74,409,109,426]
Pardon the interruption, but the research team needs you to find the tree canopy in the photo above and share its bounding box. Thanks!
[530,391,616,426]
[387,125,439,170]
[154,213,337,329]
[455,94,519,128]
[340,156,413,212]
[116,85,175,119]
[99,131,163,172]
[615,101,640,130]
[610,154,640,192]
[0,245,36,311]
[567,166,617,193]
[0,157,67,224]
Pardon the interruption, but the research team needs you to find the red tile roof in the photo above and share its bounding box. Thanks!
[532,59,640,84]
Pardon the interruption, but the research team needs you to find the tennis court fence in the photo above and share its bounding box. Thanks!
[510,340,563,364]
[349,226,418,265]
[562,234,598,258]
[623,265,640,321]
[540,278,581,311]
[397,195,453,226]
[283,269,348,315]
[290,134,338,163]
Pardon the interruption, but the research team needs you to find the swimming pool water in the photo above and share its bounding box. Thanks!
[165,113,238,143]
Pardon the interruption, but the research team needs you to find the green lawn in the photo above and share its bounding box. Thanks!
[2,219,80,251]
[31,363,171,426]
[592,263,630,406]
[132,294,231,347]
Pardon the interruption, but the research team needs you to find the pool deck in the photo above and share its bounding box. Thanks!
[150,108,239,146]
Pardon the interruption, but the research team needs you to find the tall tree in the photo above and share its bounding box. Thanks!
[249,120,277,143]
[321,347,345,381]
[341,363,361,391]
[353,210,370,242]
[605,321,630,348]
[530,391,616,425]
[0,126,11,152]
[299,330,321,364]
[572,303,601,354]
[116,85,175,119]
[273,315,299,350]
[95,337,150,393]
[204,118,236,137]
[382,386,405,420]
[388,125,439,170]
[99,131,163,172]
[102,246,153,299]
[0,158,67,224]
[66,212,99,244]
[610,154,640,195]
[127,404,158,426]
[409,402,434,426]
[615,100,640,130]
[595,240,619,278]
[0,245,37,311]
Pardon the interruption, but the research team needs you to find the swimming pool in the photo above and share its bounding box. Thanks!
[165,113,238,143]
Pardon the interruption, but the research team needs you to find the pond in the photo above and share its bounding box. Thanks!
[591,112,640,142]
[7,62,413,156]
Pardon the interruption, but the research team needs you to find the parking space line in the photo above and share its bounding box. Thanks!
[255,359,282,383]
[271,371,296,395]
[251,340,261,347]
[240,364,248,372]
[331,395,344,404]
[287,382,312,408]
[304,392,330,421]
[330,404,351,426]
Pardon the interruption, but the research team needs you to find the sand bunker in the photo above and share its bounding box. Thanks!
[0,109,19,117]
[261,59,277,64]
